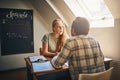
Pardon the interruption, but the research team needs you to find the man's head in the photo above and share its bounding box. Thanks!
[71,17,90,36]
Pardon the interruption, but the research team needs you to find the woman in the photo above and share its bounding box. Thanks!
[41,18,68,57]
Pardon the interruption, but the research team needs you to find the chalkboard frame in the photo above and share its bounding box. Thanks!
[0,8,34,56]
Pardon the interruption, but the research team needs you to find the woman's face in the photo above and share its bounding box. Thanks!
[53,20,64,35]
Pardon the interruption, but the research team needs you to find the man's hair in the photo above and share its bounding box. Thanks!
[71,17,90,35]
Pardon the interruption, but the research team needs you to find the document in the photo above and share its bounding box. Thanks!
[29,55,47,62]
[32,61,55,73]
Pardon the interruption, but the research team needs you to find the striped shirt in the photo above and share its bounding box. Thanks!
[51,35,105,80]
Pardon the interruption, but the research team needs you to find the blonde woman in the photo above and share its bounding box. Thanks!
[41,18,68,57]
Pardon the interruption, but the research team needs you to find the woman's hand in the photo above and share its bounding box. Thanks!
[55,52,60,56]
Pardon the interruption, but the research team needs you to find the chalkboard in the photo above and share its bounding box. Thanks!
[0,8,34,55]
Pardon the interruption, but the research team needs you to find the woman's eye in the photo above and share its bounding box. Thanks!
[59,26,63,29]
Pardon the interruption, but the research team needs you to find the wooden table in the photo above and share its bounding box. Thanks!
[24,57,112,80]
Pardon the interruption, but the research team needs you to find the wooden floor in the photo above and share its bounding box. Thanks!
[0,68,27,80]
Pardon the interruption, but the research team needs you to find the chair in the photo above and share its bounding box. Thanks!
[39,47,43,55]
[78,67,113,80]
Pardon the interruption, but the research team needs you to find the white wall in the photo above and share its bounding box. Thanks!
[89,19,120,60]
[0,0,48,71]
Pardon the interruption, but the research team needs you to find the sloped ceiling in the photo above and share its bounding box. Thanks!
[29,0,59,27]
[30,0,120,27]
[104,0,120,19]
[29,0,75,27]
[46,0,75,26]
[49,0,120,20]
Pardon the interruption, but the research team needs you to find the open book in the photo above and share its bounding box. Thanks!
[29,55,47,62]
[32,61,55,73]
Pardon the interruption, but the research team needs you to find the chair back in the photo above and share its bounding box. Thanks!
[39,47,43,55]
[78,67,113,80]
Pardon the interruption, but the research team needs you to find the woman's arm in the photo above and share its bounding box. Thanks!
[42,42,57,57]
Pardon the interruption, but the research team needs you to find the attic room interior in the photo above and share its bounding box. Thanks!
[0,0,120,80]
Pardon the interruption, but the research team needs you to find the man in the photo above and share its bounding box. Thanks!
[51,17,105,80]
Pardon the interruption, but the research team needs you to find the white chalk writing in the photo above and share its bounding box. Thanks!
[6,11,28,19]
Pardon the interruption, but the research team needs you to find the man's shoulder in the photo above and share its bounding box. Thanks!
[66,37,76,42]
[87,35,96,39]
[66,35,97,42]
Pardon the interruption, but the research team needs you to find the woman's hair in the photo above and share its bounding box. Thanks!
[52,18,67,52]
[72,17,90,35]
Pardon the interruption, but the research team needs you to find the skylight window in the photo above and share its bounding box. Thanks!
[64,0,114,28]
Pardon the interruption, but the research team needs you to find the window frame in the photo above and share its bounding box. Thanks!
[64,0,114,28]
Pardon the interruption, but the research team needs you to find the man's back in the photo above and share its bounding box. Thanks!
[67,35,105,80]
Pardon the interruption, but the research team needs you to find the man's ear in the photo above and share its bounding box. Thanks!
[71,28,76,36]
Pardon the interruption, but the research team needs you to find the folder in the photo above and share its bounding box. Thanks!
[32,61,55,73]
